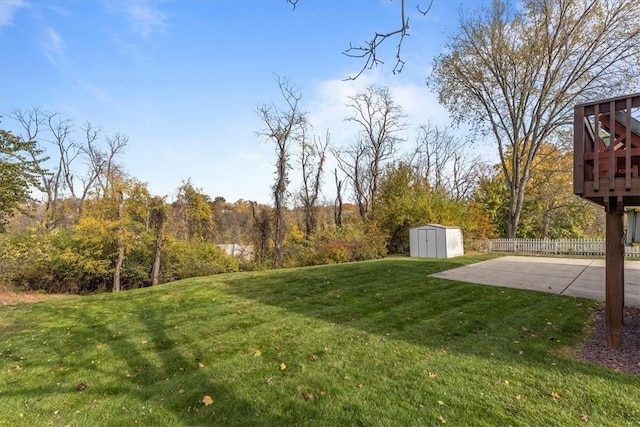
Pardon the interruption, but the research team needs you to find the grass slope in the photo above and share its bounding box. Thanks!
[1,256,638,426]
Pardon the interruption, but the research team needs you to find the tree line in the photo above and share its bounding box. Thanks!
[3,0,637,294]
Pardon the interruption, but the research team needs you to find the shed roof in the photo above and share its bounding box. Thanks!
[410,224,461,230]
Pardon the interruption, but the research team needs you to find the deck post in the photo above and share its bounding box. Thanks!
[605,198,625,349]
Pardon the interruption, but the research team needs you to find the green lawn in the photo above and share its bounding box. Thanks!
[1,256,638,426]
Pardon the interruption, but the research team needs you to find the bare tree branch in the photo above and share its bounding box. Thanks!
[287,0,434,80]
[286,0,298,11]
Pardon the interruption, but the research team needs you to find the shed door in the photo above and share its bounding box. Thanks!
[418,229,428,257]
[426,229,437,257]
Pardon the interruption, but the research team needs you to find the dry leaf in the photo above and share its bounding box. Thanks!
[438,400,444,405]
[178,389,185,394]
[304,393,314,401]
[429,372,437,379]
[515,394,522,400]
[279,363,287,371]
[254,350,262,357]
[141,340,148,344]
[580,414,589,422]
[76,383,86,391]
[198,362,205,368]
[357,383,364,388]
[438,415,447,424]
[202,396,214,406]
[551,391,561,399]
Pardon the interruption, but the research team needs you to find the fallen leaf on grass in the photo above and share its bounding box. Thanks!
[580,414,588,422]
[279,363,287,371]
[76,383,86,391]
[514,395,522,400]
[202,396,214,406]
[429,372,437,379]
[438,415,447,423]
[357,383,363,388]
[551,391,561,399]
[178,389,185,394]
[253,350,262,357]
[304,393,314,401]
[198,362,205,369]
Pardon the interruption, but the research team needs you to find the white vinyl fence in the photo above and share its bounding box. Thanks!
[488,239,640,258]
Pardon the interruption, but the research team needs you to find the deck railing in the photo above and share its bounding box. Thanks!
[574,93,640,207]
[487,238,640,257]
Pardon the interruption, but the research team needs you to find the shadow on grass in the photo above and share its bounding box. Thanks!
[0,294,295,425]
[2,255,638,425]
[219,257,639,383]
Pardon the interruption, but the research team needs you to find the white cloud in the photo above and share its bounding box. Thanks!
[43,27,65,67]
[308,72,449,150]
[0,0,27,27]
[124,1,167,38]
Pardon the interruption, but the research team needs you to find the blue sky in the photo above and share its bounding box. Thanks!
[1,0,494,204]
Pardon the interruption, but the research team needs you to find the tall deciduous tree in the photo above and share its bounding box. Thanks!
[0,128,46,231]
[171,179,214,241]
[298,129,328,237]
[334,85,406,219]
[256,75,308,267]
[10,107,127,227]
[409,122,485,201]
[149,196,167,286]
[475,144,603,238]
[431,0,640,238]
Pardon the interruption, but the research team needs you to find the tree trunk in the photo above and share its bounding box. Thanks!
[150,215,164,286]
[334,169,343,227]
[113,191,124,292]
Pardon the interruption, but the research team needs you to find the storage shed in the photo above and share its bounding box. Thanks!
[409,224,464,258]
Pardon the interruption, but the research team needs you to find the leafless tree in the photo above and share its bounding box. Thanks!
[431,0,640,238]
[9,108,55,222]
[333,85,406,219]
[10,108,127,226]
[409,122,485,200]
[256,75,308,267]
[298,129,329,237]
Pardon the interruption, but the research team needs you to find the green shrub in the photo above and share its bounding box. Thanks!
[297,223,387,266]
[6,229,113,293]
[161,238,239,281]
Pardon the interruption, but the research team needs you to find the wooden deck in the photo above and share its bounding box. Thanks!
[574,93,640,207]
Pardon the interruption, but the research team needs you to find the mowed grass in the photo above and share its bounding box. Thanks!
[1,256,639,426]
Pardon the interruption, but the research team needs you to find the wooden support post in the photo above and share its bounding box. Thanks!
[605,198,624,349]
